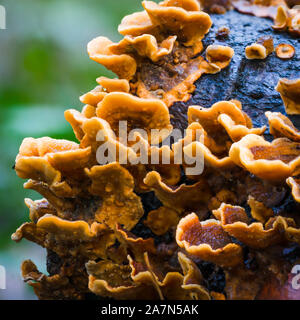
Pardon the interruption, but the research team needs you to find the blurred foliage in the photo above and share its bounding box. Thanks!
[0,0,150,250]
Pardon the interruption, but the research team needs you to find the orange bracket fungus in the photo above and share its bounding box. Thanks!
[96,92,173,144]
[21,259,88,300]
[86,252,210,300]
[286,177,300,203]
[85,163,144,230]
[234,0,286,19]
[176,213,243,267]
[275,43,295,59]
[12,215,116,260]
[265,111,300,141]
[276,78,300,115]
[144,171,212,213]
[212,203,289,249]
[186,101,266,170]
[12,0,300,301]
[229,134,300,181]
[86,0,235,106]
[247,195,274,223]
[245,36,274,59]
[205,45,235,71]
[272,5,300,36]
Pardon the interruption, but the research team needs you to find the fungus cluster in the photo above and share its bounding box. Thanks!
[232,0,300,37]
[234,0,287,19]
[86,0,237,107]
[273,4,300,36]
[13,0,300,300]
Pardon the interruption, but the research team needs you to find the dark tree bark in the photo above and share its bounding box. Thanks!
[170,10,300,133]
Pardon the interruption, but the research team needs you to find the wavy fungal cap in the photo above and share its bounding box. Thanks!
[276,78,300,115]
[229,134,300,181]
[275,43,295,60]
[176,213,243,267]
[265,111,300,141]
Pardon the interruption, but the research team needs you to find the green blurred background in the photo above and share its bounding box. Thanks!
[0,0,148,299]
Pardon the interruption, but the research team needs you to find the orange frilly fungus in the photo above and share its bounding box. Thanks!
[88,36,137,80]
[205,45,234,71]
[79,86,107,106]
[245,35,274,59]
[79,77,130,106]
[176,201,300,290]
[15,137,91,200]
[87,37,137,80]
[183,140,235,171]
[144,171,212,213]
[142,0,211,47]
[65,110,137,161]
[276,78,300,115]
[66,91,174,152]
[21,260,88,300]
[110,34,177,62]
[265,111,300,141]
[176,213,243,267]
[12,215,116,260]
[115,224,157,261]
[212,203,290,249]
[233,0,286,19]
[229,134,300,181]
[188,100,265,149]
[65,103,180,193]
[247,195,274,223]
[272,5,300,36]
[286,177,300,203]
[85,0,235,107]
[276,43,295,59]
[87,252,210,300]
[96,92,173,144]
[13,0,300,301]
[186,101,266,170]
[86,163,144,230]
[126,146,182,192]
[245,43,269,59]
[96,76,130,93]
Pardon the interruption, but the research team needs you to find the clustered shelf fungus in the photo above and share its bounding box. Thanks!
[273,4,300,36]
[234,0,300,36]
[86,0,236,107]
[13,0,300,300]
[234,0,293,18]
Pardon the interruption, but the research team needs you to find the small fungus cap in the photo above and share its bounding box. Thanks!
[276,78,300,115]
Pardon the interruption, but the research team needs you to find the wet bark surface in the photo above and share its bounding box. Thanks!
[170,9,300,133]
